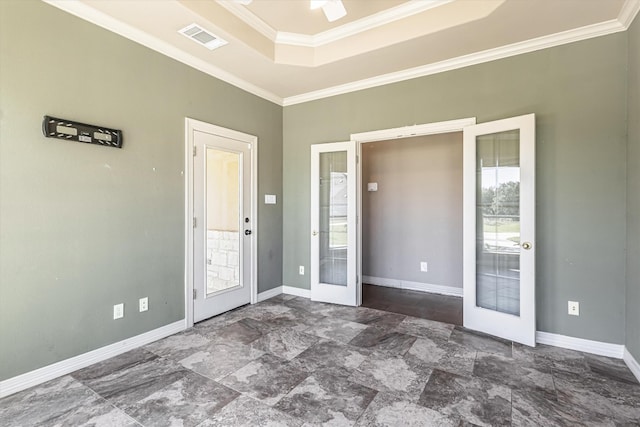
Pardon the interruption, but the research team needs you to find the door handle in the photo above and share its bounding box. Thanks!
[312,230,318,236]
[521,242,532,250]
[244,229,252,235]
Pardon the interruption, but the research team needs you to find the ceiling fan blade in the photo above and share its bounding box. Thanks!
[310,0,328,10]
[322,0,346,22]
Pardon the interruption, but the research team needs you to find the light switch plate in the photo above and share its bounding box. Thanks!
[367,182,378,192]
[420,262,428,272]
[265,194,276,204]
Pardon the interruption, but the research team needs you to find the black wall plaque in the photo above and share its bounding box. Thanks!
[42,115,123,148]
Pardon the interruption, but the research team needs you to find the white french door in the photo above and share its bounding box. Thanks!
[190,122,255,323]
[310,141,357,306]
[463,114,536,346]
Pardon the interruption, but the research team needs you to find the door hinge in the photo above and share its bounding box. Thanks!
[356,275,359,283]
[193,146,197,157]
[193,217,197,228]
[193,288,197,300]
[356,155,359,163]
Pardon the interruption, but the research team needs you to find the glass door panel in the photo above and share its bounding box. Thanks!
[476,130,521,316]
[206,148,241,296]
[319,151,348,286]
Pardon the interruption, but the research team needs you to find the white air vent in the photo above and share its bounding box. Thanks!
[178,24,228,50]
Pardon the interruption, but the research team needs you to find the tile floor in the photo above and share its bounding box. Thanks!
[1,295,639,426]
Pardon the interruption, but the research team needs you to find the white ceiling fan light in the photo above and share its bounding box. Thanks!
[321,0,347,22]
[310,0,328,10]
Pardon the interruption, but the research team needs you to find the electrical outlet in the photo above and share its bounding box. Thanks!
[139,297,148,312]
[299,265,305,275]
[568,301,580,316]
[113,303,124,319]
[420,262,428,272]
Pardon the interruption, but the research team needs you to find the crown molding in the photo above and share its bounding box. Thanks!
[275,0,453,47]
[619,0,640,27]
[282,18,627,106]
[43,0,283,106]
[215,0,277,41]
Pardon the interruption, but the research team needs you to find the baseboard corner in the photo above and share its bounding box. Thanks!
[535,331,624,358]
[624,347,640,383]
[257,286,283,302]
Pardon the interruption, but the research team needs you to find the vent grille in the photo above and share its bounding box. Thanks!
[179,24,228,50]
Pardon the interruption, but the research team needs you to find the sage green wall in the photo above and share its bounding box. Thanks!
[626,15,640,361]
[283,33,628,344]
[0,0,282,380]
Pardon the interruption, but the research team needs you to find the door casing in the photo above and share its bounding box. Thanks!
[351,118,477,306]
[184,117,258,328]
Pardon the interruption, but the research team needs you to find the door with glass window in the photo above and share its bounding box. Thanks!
[193,130,252,322]
[463,114,536,346]
[310,141,357,305]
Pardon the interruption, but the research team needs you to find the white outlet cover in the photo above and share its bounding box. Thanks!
[113,303,124,319]
[265,194,277,204]
[568,301,580,316]
[299,265,305,275]
[420,262,428,272]
[367,182,378,192]
[139,297,148,312]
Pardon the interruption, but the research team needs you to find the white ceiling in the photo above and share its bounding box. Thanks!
[46,0,640,106]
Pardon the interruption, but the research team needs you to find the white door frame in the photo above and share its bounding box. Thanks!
[184,117,258,329]
[350,117,477,306]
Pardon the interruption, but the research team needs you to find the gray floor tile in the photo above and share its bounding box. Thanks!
[219,354,309,405]
[418,369,512,427]
[179,340,265,381]
[393,316,455,342]
[405,336,476,377]
[349,326,417,356]
[197,395,303,427]
[0,375,137,427]
[449,327,512,357]
[275,372,377,425]
[290,339,370,379]
[305,316,369,343]
[355,392,458,427]
[349,352,432,401]
[250,328,320,360]
[123,372,238,427]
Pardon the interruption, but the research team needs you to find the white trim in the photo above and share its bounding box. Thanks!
[351,118,476,143]
[364,276,462,297]
[624,347,640,382]
[352,118,474,310]
[282,285,311,298]
[282,19,626,106]
[619,0,640,28]
[43,0,282,106]
[215,0,278,41]
[184,118,258,327]
[0,320,185,399]
[536,331,624,358]
[275,1,452,47]
[257,286,283,302]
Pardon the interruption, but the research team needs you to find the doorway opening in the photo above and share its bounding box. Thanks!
[359,132,464,325]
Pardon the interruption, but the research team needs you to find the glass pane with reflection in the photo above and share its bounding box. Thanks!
[476,130,521,316]
[206,148,241,296]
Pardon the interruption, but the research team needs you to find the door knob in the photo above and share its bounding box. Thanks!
[244,229,252,235]
[312,230,318,236]
[521,242,532,250]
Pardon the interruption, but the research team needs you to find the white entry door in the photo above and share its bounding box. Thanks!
[192,126,254,322]
[310,141,357,306]
[463,114,536,346]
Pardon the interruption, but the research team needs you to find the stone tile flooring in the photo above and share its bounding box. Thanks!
[1,295,639,426]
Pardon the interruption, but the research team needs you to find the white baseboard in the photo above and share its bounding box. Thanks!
[0,320,185,399]
[257,286,283,302]
[363,276,463,297]
[535,331,625,358]
[624,347,640,383]
[282,285,311,298]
